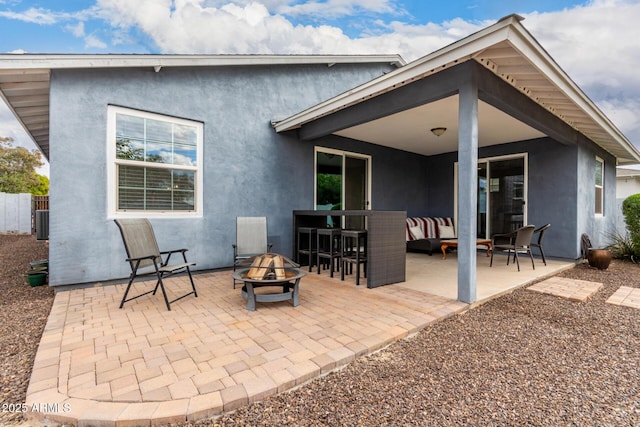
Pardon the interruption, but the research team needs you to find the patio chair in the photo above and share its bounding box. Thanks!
[531,223,551,265]
[490,225,536,271]
[233,216,272,288]
[114,218,198,311]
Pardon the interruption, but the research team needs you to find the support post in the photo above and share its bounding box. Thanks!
[457,78,479,303]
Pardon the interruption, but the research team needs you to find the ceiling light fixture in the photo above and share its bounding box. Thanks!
[430,127,447,137]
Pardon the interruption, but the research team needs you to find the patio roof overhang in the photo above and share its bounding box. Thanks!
[0,54,405,160]
[273,15,640,166]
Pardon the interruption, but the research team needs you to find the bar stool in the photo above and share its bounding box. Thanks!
[317,228,341,277]
[340,229,367,286]
[296,227,317,271]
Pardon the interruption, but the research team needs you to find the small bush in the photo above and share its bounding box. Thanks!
[622,194,640,256]
[606,231,637,259]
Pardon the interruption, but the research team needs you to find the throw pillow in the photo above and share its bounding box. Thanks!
[439,225,456,239]
[409,225,425,240]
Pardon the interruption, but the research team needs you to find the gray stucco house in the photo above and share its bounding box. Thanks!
[1,14,639,303]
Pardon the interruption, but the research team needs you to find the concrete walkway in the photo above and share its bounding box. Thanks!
[26,269,467,426]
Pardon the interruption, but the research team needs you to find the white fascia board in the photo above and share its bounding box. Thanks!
[0,54,405,70]
[273,17,520,133]
[505,23,640,162]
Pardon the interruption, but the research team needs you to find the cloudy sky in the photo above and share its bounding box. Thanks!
[1,0,639,174]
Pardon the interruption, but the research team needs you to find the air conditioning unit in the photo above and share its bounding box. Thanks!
[36,210,49,241]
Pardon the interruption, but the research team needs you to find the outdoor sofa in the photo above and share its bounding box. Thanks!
[406,216,455,255]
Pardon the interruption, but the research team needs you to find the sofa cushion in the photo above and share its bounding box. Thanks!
[406,217,454,241]
[438,224,456,239]
[409,225,425,240]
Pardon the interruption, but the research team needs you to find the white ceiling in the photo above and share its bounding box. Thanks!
[334,95,545,156]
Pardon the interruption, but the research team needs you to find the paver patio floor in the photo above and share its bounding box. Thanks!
[26,269,467,426]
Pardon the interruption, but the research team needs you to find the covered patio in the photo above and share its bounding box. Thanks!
[403,251,573,302]
[274,14,640,304]
[26,253,571,426]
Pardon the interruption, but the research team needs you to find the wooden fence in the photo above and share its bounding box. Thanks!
[33,195,49,211]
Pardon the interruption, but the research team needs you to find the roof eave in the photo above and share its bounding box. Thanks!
[0,54,405,162]
[273,15,640,165]
[0,53,406,70]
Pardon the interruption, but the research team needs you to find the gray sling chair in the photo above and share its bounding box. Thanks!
[232,216,272,288]
[490,225,536,271]
[114,218,198,311]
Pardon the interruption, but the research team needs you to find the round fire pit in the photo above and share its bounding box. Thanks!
[232,254,306,311]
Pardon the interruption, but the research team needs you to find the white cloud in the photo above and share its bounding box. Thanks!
[0,7,68,24]
[67,21,85,37]
[278,0,400,19]
[85,34,108,49]
[522,0,640,144]
[599,98,640,143]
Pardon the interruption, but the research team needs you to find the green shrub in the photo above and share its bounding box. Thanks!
[622,193,640,256]
[607,231,637,259]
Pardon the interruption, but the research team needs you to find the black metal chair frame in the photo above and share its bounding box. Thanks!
[317,228,341,277]
[531,223,551,265]
[296,226,317,272]
[341,230,368,285]
[490,225,536,271]
[115,219,198,311]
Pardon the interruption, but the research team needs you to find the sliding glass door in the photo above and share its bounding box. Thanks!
[315,148,370,228]
[457,154,527,238]
[487,157,526,235]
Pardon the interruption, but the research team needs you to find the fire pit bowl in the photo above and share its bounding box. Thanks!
[232,253,306,311]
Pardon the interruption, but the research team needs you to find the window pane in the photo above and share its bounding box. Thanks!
[118,164,144,189]
[595,187,603,215]
[111,107,201,214]
[174,124,197,146]
[146,167,172,189]
[116,114,144,140]
[174,145,197,166]
[116,138,145,161]
[115,113,198,166]
[173,170,195,210]
[117,165,194,211]
[595,160,603,186]
[146,190,173,210]
[146,118,172,143]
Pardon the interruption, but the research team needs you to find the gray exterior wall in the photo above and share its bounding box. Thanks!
[576,138,618,251]
[47,60,620,287]
[405,136,616,260]
[48,63,396,286]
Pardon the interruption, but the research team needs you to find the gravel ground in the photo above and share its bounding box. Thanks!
[193,260,640,427]
[0,235,52,426]
[1,235,639,426]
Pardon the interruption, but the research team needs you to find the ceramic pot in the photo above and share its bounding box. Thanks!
[25,270,47,286]
[587,248,612,270]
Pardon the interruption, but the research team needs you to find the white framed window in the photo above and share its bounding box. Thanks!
[595,156,604,216]
[107,106,203,218]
